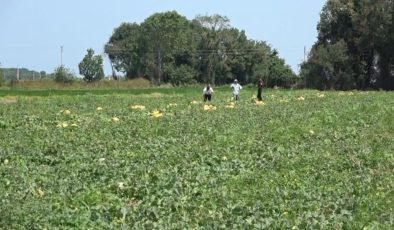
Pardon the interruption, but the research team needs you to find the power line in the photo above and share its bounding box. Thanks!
[105,48,268,52]
[104,48,270,57]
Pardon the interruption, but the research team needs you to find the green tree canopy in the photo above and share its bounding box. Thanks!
[302,0,394,90]
[141,11,192,85]
[78,48,104,82]
[104,11,295,87]
[105,23,144,79]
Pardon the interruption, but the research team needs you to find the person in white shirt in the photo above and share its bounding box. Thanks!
[203,83,214,102]
[230,79,242,101]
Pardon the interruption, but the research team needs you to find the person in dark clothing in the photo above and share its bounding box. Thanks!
[257,78,264,101]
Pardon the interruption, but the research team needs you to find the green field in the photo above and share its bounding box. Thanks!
[0,88,393,229]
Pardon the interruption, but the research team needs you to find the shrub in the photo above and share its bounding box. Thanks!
[54,65,75,83]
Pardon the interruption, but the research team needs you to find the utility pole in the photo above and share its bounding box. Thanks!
[60,46,63,66]
[16,65,19,81]
[304,46,307,62]
[303,46,307,88]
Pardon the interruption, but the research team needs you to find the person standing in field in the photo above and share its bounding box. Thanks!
[203,83,214,102]
[230,79,242,101]
[257,78,264,101]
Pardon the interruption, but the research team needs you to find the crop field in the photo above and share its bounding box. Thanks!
[0,88,393,229]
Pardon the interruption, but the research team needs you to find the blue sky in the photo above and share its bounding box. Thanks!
[0,0,326,76]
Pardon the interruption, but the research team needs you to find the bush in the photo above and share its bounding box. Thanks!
[165,64,196,86]
[54,65,75,83]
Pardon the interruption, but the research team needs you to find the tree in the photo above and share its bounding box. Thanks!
[303,40,353,90]
[302,0,394,90]
[39,71,46,79]
[104,11,294,86]
[105,23,145,79]
[164,64,196,86]
[141,11,191,85]
[193,14,231,84]
[221,29,261,84]
[54,65,75,83]
[78,48,104,82]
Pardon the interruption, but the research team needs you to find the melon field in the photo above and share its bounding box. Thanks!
[0,88,393,229]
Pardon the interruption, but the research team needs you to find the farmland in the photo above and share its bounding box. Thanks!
[0,88,393,229]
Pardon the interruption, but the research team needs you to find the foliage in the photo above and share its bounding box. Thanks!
[78,48,104,82]
[0,86,197,97]
[0,78,152,90]
[141,11,191,85]
[0,68,45,81]
[263,52,297,88]
[54,65,75,83]
[302,40,353,90]
[78,49,104,82]
[302,0,394,90]
[0,88,393,228]
[164,64,196,86]
[105,12,294,87]
[105,23,145,79]
[192,14,231,84]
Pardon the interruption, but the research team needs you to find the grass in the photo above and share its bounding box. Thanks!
[0,87,199,97]
[0,78,152,90]
[0,88,393,229]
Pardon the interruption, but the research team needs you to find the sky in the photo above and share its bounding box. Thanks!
[0,0,327,76]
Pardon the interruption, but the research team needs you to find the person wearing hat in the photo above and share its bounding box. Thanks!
[230,79,243,101]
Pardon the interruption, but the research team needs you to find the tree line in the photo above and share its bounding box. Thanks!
[104,12,296,87]
[2,2,392,90]
[301,0,394,90]
[0,68,46,82]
